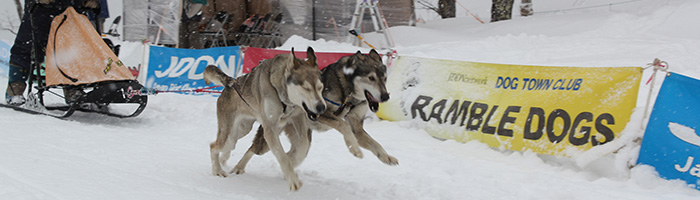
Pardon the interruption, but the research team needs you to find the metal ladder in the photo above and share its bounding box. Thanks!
[348,0,393,49]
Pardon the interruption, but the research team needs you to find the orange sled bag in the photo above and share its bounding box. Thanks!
[45,7,134,86]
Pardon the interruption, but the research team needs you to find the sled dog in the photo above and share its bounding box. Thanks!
[204,47,326,191]
[233,49,398,175]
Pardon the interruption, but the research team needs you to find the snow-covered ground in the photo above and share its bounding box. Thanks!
[2,0,700,199]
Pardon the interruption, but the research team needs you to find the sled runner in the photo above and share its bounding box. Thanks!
[12,4,147,118]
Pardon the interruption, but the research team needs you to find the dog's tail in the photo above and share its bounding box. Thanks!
[204,65,235,87]
[250,126,269,155]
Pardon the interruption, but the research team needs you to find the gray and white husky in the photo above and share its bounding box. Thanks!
[204,47,325,191]
[232,49,398,178]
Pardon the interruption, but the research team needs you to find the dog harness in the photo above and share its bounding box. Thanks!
[229,79,252,108]
[325,96,364,116]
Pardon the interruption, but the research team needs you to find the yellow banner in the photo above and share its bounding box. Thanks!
[377,56,642,157]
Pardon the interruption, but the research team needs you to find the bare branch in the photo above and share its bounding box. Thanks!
[417,0,440,13]
[0,9,20,35]
[0,27,17,35]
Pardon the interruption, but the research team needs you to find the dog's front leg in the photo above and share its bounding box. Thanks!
[286,122,311,168]
[319,116,363,159]
[349,117,398,165]
[262,121,302,191]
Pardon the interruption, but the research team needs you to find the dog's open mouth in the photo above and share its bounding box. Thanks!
[364,90,380,113]
[302,103,319,121]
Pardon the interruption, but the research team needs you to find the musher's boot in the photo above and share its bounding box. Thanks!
[5,81,26,105]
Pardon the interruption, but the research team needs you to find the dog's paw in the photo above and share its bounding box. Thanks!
[380,154,399,166]
[230,166,245,175]
[287,177,303,191]
[349,146,363,158]
[213,168,228,177]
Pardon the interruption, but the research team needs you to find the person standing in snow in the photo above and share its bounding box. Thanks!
[96,0,109,33]
[179,0,207,49]
[5,0,99,105]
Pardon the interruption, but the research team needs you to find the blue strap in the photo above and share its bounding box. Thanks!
[324,97,342,106]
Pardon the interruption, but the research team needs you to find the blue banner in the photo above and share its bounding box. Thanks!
[146,46,242,94]
[638,72,700,190]
[0,40,11,76]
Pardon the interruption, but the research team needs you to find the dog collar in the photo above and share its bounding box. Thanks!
[324,97,342,106]
[326,96,365,116]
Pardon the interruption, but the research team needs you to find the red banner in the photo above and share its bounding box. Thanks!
[242,47,355,73]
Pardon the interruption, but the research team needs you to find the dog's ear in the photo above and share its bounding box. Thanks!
[306,46,317,66]
[290,47,296,62]
[369,49,382,62]
[290,47,303,69]
[355,50,365,61]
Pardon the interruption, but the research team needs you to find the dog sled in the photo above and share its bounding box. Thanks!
[5,4,147,118]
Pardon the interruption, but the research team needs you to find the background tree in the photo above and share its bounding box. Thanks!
[438,0,455,19]
[520,0,533,17]
[14,0,22,19]
[491,0,514,22]
[417,0,454,19]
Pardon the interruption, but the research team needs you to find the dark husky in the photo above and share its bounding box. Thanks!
[204,47,325,191]
[232,49,398,176]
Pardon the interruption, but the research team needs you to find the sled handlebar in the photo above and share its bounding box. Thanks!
[28,0,101,16]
